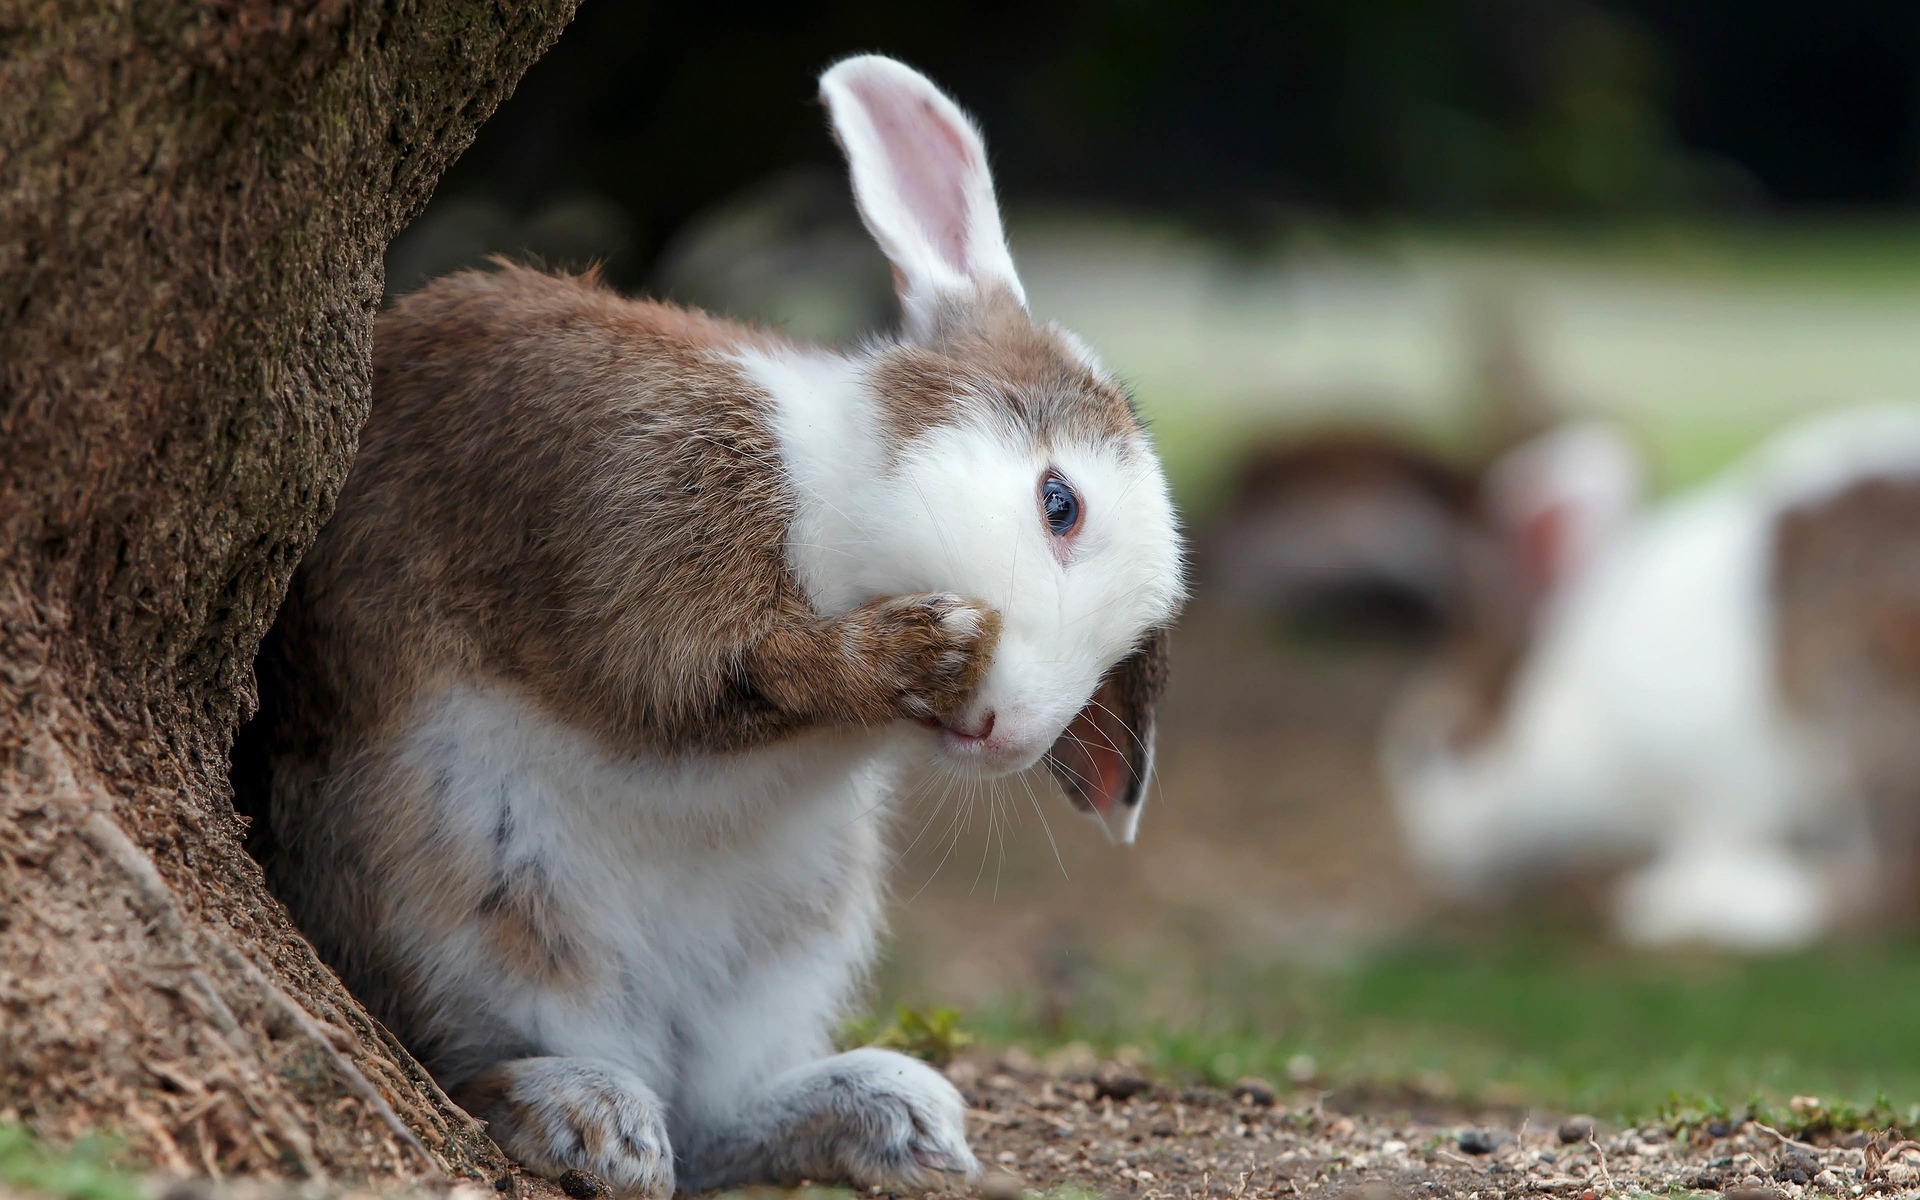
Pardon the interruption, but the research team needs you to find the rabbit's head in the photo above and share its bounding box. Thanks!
[770,56,1185,841]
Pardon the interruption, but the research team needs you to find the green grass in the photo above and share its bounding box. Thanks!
[922,932,1920,1133]
[0,1126,140,1200]
[838,1004,974,1067]
[1031,212,1920,290]
[1379,219,1920,291]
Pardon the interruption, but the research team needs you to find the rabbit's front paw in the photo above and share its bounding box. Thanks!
[788,1048,980,1188]
[460,1057,674,1198]
[859,592,1001,723]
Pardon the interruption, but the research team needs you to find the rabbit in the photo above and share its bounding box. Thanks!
[235,54,1185,1197]
[1381,401,1920,950]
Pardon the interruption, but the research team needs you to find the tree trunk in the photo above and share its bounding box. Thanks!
[1,0,576,1182]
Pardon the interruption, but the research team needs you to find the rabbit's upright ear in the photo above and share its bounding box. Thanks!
[1484,421,1643,604]
[819,55,1024,337]
[1046,626,1170,846]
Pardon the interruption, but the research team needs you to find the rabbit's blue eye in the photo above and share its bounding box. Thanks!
[1040,473,1081,537]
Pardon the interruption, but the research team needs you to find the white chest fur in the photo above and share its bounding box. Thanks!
[384,683,905,1105]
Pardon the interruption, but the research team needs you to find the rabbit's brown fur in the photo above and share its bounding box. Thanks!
[870,292,1142,448]
[252,263,998,770]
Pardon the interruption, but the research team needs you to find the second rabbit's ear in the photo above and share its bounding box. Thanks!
[1484,421,1644,603]
[819,55,1024,337]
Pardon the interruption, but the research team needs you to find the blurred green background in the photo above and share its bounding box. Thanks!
[390,0,1920,1128]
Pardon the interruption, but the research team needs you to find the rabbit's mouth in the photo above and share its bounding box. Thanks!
[918,710,1042,775]
[916,711,995,741]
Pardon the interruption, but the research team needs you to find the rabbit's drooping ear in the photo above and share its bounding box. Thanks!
[1483,421,1644,604]
[819,55,1024,337]
[1046,627,1169,845]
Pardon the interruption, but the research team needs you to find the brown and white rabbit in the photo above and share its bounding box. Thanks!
[238,55,1185,1196]
[1382,402,1920,949]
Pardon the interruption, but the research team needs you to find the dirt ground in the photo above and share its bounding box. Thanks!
[80,1054,1917,1200]
[930,1048,1919,1200]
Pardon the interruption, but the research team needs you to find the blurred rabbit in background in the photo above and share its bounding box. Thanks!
[1383,401,1920,950]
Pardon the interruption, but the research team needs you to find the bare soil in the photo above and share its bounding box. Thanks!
[31,1052,1912,1200]
[929,1049,1915,1200]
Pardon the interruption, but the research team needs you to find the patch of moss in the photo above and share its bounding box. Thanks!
[0,1126,141,1200]
[839,1004,974,1068]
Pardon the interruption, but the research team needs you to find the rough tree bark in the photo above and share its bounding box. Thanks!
[1,0,577,1182]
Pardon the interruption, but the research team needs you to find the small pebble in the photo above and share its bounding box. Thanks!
[492,1176,517,1196]
[1381,1138,1409,1155]
[1043,1041,1099,1079]
[1286,1053,1318,1085]
[1557,1114,1597,1145]
[1773,1147,1819,1185]
[1726,1188,1784,1200]
[1706,1119,1733,1138]
[977,1170,1026,1200]
[1231,1076,1277,1106]
[1814,1169,1843,1189]
[1457,1127,1506,1155]
[1092,1069,1152,1100]
[557,1170,606,1200]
